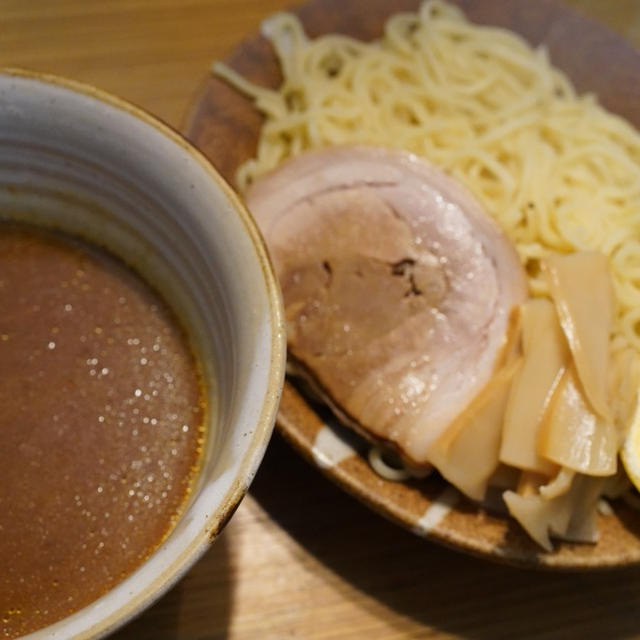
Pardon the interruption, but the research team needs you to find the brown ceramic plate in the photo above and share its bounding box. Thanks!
[183,0,640,568]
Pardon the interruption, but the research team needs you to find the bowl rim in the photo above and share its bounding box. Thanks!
[0,67,287,639]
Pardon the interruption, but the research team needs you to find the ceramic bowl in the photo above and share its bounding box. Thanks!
[183,0,640,569]
[0,69,285,638]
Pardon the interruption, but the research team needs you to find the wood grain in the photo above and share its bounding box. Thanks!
[1,0,291,127]
[3,1,640,638]
[114,435,640,640]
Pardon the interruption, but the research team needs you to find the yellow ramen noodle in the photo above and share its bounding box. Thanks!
[213,0,640,374]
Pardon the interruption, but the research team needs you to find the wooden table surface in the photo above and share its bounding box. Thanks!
[5,1,640,638]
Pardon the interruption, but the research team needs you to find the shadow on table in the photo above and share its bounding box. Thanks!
[250,432,640,640]
[110,527,232,640]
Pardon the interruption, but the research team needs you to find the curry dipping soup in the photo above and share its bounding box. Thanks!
[0,221,208,638]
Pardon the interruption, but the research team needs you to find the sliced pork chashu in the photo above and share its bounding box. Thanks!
[246,146,528,469]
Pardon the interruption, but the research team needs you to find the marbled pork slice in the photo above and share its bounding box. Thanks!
[246,146,527,469]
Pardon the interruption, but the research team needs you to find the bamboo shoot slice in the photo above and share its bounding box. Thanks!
[562,476,606,544]
[544,252,614,421]
[539,468,575,500]
[539,365,617,476]
[428,358,521,501]
[609,347,639,442]
[504,472,604,550]
[500,299,567,475]
[503,475,572,551]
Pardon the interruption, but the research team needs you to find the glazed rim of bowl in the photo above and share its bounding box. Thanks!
[0,68,286,639]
